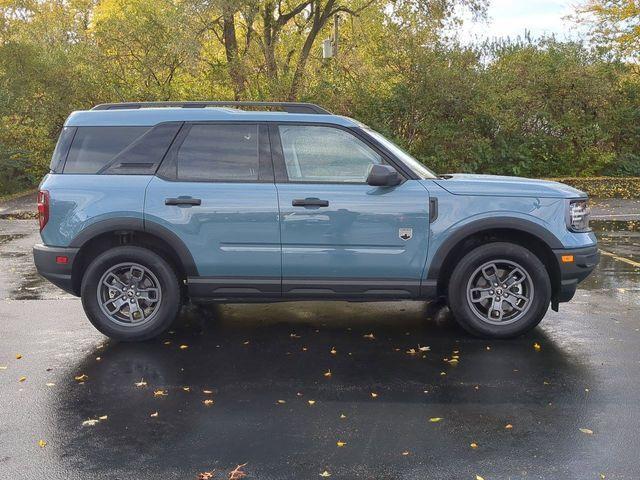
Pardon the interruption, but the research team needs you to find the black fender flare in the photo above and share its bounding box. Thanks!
[69,217,198,276]
[426,216,563,281]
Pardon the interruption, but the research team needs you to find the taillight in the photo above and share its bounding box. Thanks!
[37,190,49,232]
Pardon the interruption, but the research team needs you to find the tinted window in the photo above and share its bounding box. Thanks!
[50,126,76,173]
[278,125,382,183]
[176,124,259,181]
[100,123,181,175]
[64,127,149,174]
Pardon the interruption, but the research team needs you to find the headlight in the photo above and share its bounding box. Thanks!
[567,199,590,232]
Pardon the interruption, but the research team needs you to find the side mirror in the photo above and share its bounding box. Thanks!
[366,164,402,187]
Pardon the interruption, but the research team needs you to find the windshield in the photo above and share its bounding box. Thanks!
[364,128,437,179]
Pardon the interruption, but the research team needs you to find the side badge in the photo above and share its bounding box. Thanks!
[399,228,413,241]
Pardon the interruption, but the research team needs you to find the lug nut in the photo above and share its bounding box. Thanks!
[489,290,494,295]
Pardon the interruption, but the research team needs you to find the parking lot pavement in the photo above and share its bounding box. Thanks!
[1,218,639,480]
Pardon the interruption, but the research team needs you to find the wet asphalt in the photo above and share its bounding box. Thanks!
[1,203,640,479]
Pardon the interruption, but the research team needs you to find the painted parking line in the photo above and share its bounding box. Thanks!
[599,249,640,268]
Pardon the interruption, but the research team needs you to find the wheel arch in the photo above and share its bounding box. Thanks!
[427,218,562,299]
[69,218,197,296]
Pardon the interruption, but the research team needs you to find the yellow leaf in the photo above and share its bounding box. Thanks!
[319,471,331,477]
[203,399,214,406]
[340,413,346,419]
[505,424,513,429]
[533,342,541,351]
[74,374,88,382]
[153,390,167,397]
[203,390,213,394]
[470,442,478,449]
[163,341,171,345]
[429,417,443,423]
[330,347,337,355]
[134,378,147,387]
[401,451,409,456]
[277,400,286,404]
[150,411,159,417]
[579,428,594,435]
[179,344,188,350]
[182,386,190,392]
[38,439,47,448]
[371,392,378,398]
[324,370,332,377]
[0,366,7,370]
[363,333,375,340]
[18,376,26,382]
[336,441,346,447]
[46,383,55,387]
[476,476,485,480]
[448,359,459,365]
[406,348,417,355]
[418,345,430,352]
[308,400,316,405]
[98,415,108,421]
[15,354,22,360]
[82,419,99,426]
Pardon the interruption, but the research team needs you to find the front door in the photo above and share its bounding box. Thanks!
[145,122,281,298]
[272,124,430,298]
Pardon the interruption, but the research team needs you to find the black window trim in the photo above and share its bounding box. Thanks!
[53,126,78,174]
[268,121,416,185]
[156,121,275,184]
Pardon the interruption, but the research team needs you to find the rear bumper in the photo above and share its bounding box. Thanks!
[32,244,80,296]
[553,244,599,303]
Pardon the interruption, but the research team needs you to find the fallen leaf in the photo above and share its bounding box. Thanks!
[74,374,88,382]
[45,382,55,387]
[600,474,606,479]
[533,342,541,351]
[38,439,47,448]
[470,442,478,449]
[406,348,417,355]
[203,399,214,406]
[340,413,346,419]
[18,376,26,382]
[336,440,346,447]
[476,476,485,480]
[197,472,214,480]
[448,359,459,365]
[153,389,167,397]
[150,411,159,417]
[134,378,147,388]
[95,357,101,361]
[308,400,316,405]
[203,390,213,394]
[363,333,375,340]
[330,347,337,355]
[324,370,332,377]
[15,354,22,360]
[401,451,409,456]
[163,341,171,345]
[243,341,250,345]
[182,386,191,392]
[429,417,443,423]
[179,344,189,350]
[0,366,7,370]
[290,333,301,338]
[486,346,491,351]
[505,424,513,429]
[371,392,378,398]
[319,471,331,478]
[98,415,108,421]
[82,419,99,427]
[418,345,430,352]
[440,372,446,376]
[277,400,286,404]
[229,463,247,480]
[579,428,594,435]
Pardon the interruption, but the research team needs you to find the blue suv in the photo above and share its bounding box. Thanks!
[33,101,598,341]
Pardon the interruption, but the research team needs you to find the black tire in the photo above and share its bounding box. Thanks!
[81,246,181,341]
[447,242,551,339]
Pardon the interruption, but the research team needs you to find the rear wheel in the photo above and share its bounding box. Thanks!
[448,242,551,338]
[81,246,181,341]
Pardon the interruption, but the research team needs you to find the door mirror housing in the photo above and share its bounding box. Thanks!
[366,164,402,187]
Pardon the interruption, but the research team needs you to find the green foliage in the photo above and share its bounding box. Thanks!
[0,0,639,197]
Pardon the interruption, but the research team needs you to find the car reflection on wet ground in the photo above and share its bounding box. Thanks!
[1,216,639,479]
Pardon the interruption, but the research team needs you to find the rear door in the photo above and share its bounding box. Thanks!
[272,123,430,299]
[145,122,281,298]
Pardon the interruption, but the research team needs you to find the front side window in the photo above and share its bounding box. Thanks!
[278,125,382,183]
[176,124,259,181]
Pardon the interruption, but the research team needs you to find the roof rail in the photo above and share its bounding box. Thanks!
[91,101,332,115]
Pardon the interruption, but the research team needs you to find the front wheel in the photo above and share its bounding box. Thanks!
[448,242,551,338]
[81,246,181,341]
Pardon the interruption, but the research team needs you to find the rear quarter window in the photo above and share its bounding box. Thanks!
[63,126,149,174]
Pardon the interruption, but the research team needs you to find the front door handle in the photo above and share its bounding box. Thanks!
[292,198,329,207]
[165,197,202,206]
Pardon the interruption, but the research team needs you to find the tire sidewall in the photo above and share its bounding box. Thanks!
[81,246,180,341]
[448,242,551,338]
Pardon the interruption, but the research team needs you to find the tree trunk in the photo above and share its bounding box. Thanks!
[222,5,246,100]
[262,2,279,81]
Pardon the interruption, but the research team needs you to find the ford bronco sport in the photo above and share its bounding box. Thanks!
[33,101,598,341]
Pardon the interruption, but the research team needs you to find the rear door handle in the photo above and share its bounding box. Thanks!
[165,197,202,206]
[292,198,329,207]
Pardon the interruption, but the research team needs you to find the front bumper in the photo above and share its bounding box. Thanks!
[553,244,599,303]
[33,244,80,296]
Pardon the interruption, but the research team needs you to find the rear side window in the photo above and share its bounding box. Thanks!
[50,126,76,173]
[63,127,149,174]
[176,124,259,182]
